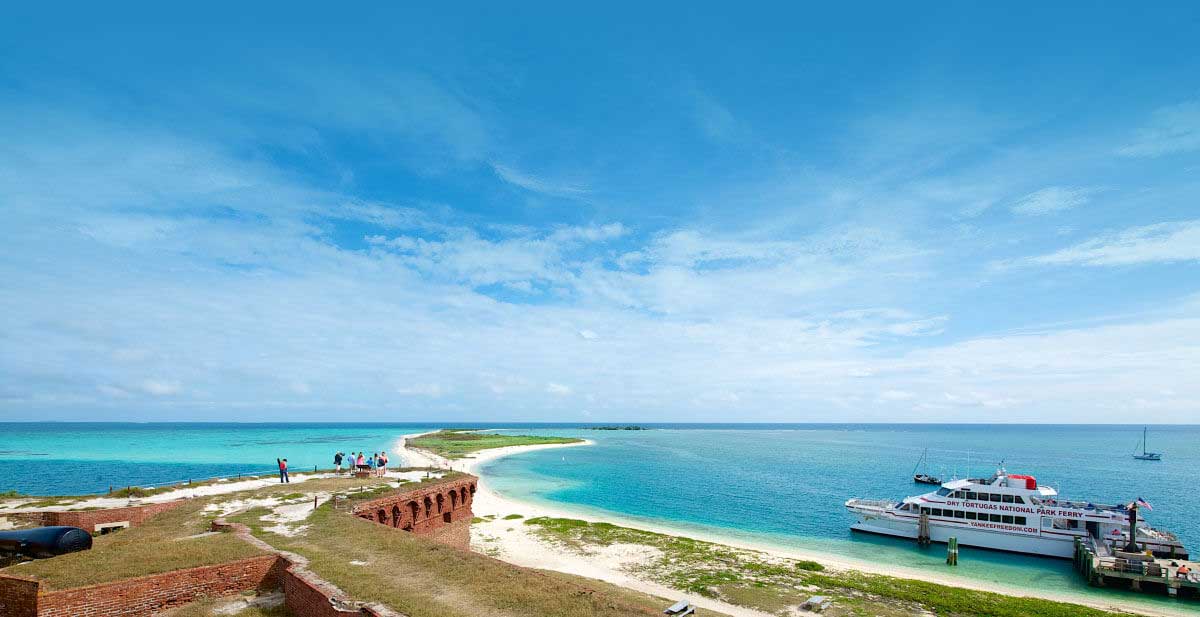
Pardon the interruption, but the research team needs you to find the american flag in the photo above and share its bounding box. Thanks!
[1135,497,1153,511]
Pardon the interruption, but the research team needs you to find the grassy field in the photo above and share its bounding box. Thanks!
[407,429,582,459]
[1,499,264,590]
[230,497,708,617]
[524,517,1141,617]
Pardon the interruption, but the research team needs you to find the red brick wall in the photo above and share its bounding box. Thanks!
[39,500,185,532]
[423,517,471,550]
[0,573,38,617]
[351,476,475,547]
[0,554,282,617]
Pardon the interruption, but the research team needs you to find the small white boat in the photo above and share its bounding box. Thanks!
[1132,427,1162,461]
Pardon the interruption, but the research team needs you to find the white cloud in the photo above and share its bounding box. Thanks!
[1026,220,1200,267]
[491,163,589,197]
[140,379,182,396]
[578,329,599,340]
[1118,101,1200,158]
[396,383,444,398]
[1010,186,1094,216]
[546,382,572,396]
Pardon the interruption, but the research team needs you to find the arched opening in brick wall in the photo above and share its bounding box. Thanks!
[449,489,458,510]
[391,505,402,528]
[408,500,419,523]
[377,509,388,525]
[436,493,445,513]
[460,486,468,506]
[423,496,433,517]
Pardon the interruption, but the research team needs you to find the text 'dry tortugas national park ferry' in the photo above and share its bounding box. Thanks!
[846,467,1188,559]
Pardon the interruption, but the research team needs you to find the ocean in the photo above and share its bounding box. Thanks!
[2,422,1198,612]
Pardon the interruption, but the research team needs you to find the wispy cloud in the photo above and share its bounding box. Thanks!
[1025,220,1200,267]
[490,162,589,197]
[1117,101,1200,158]
[1010,186,1096,216]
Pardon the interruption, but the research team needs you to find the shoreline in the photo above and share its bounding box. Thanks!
[395,431,1195,617]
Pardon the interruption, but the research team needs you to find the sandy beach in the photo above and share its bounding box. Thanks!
[396,431,1195,617]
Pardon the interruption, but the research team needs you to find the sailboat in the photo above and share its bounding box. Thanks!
[912,448,941,484]
[1132,426,1162,461]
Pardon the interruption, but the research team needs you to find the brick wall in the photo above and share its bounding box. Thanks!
[38,500,185,532]
[0,573,38,617]
[0,554,279,617]
[351,476,476,547]
[39,554,280,617]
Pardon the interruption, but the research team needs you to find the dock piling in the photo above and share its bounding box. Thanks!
[947,537,959,566]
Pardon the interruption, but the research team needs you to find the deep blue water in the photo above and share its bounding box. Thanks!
[2,422,1198,611]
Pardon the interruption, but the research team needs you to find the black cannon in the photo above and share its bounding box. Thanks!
[0,526,93,558]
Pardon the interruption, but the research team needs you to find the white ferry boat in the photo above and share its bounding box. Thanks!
[846,468,1188,559]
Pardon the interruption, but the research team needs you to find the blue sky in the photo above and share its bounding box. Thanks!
[2,3,1198,422]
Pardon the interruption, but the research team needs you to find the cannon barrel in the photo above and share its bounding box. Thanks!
[0,526,93,558]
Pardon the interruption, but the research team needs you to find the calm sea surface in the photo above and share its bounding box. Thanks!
[3,422,1198,611]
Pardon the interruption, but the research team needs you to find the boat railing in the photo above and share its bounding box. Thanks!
[1044,498,1124,512]
[846,498,896,510]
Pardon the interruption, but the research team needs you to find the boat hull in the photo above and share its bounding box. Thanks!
[849,512,1076,558]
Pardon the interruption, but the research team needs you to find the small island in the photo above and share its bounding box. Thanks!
[585,425,649,431]
[407,429,583,459]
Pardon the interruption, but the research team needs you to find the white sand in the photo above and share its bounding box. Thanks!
[396,431,1192,617]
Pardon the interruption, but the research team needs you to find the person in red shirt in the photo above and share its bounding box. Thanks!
[277,457,289,483]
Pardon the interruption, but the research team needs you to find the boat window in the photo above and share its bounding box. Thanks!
[1002,494,1014,504]
[936,488,951,496]
[1015,516,1027,526]
[1042,518,1052,528]
[990,514,1002,523]
[989,494,1001,502]
[1002,515,1014,524]
[966,492,977,500]
[1014,496,1025,504]
[966,511,977,520]
[954,510,965,519]
[976,492,988,501]
[933,508,943,517]
[921,507,930,515]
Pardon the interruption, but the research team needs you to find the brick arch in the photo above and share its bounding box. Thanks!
[391,505,402,528]
[407,500,419,523]
[377,508,388,525]
[449,489,459,510]
[423,495,433,517]
[459,486,467,506]
[436,493,445,513]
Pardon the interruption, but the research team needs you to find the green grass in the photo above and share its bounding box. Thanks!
[524,517,1139,617]
[237,501,716,617]
[3,499,264,590]
[407,430,582,459]
[502,513,524,520]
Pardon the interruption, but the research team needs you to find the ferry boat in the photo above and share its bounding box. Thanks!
[846,468,1188,559]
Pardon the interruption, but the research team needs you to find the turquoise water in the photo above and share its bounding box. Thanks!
[0,423,439,494]
[479,424,1200,612]
[3,422,1198,611]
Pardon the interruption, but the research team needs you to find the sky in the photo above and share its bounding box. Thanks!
[1,3,1199,422]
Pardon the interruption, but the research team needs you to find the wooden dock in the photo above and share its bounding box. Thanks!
[1075,536,1200,598]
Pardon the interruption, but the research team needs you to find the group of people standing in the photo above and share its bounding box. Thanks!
[333,451,389,477]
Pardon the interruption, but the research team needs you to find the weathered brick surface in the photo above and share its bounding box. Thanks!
[0,573,38,617]
[351,476,475,548]
[37,500,186,532]
[0,554,279,617]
